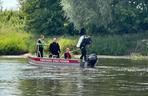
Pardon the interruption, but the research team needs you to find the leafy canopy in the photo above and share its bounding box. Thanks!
[19,0,70,35]
[61,0,112,30]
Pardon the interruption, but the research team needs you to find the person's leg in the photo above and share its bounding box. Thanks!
[80,54,83,59]
[57,53,60,58]
[83,47,87,61]
[37,52,40,57]
[80,48,84,60]
[82,47,88,67]
[37,48,41,57]
[41,51,43,57]
[40,48,43,57]
[81,47,87,61]
[49,53,52,58]
[80,48,84,68]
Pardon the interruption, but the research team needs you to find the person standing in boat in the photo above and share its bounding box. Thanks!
[76,28,87,63]
[76,28,92,67]
[49,38,61,58]
[36,34,45,57]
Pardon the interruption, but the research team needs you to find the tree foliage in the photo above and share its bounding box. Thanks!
[61,0,112,30]
[0,10,24,30]
[19,0,148,35]
[19,0,75,35]
[61,0,148,34]
[109,0,148,34]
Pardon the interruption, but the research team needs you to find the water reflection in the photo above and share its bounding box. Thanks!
[0,58,148,96]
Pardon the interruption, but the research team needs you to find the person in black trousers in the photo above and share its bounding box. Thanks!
[36,35,44,57]
[49,38,61,58]
[76,28,87,67]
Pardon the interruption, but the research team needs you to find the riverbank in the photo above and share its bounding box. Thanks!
[0,53,32,59]
[1,31,148,56]
[1,53,148,60]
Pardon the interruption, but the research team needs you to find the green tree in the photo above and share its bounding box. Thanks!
[19,0,72,35]
[61,0,148,34]
[61,0,113,33]
[108,0,148,34]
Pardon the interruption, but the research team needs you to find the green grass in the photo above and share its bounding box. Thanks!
[129,53,145,60]
[28,32,148,56]
[38,36,78,56]
[88,32,148,55]
[1,30,148,56]
[58,36,78,53]
[88,35,129,55]
[0,29,29,55]
[0,10,29,55]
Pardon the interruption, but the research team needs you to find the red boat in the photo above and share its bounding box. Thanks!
[28,56,80,67]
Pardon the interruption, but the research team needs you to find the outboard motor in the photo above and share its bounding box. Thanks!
[87,53,97,68]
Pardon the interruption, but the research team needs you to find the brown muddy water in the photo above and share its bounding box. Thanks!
[0,58,148,96]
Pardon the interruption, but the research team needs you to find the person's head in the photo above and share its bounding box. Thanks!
[40,34,44,39]
[79,28,86,36]
[53,38,57,42]
[66,48,70,52]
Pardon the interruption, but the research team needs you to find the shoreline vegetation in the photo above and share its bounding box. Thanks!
[1,31,148,61]
[0,1,148,57]
[1,31,148,57]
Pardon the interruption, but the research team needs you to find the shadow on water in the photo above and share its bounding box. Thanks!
[0,58,148,96]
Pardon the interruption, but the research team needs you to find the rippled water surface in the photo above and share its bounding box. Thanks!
[0,58,148,96]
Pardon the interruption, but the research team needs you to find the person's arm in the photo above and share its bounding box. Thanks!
[57,43,61,53]
[64,53,66,59]
[49,44,52,52]
[36,39,41,45]
[76,36,84,48]
[69,53,72,59]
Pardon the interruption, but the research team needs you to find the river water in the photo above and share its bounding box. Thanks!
[0,58,148,96]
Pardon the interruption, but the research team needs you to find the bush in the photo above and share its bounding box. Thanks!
[88,32,148,55]
[0,31,29,55]
[88,35,128,55]
[1,31,148,56]
[58,36,77,53]
[38,33,148,56]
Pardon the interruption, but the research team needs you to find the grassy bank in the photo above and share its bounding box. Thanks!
[88,33,148,55]
[0,29,29,55]
[31,32,148,56]
[0,10,29,55]
[1,31,148,56]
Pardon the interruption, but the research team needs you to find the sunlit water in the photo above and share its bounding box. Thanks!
[0,58,148,96]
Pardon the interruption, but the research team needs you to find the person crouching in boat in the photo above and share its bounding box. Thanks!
[64,48,72,59]
[49,38,61,58]
[36,34,45,57]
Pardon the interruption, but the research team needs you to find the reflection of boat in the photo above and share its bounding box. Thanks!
[28,56,80,67]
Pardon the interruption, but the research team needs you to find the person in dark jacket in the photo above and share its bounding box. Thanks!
[36,35,44,57]
[49,38,61,58]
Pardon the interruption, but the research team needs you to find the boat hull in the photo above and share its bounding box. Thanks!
[28,56,80,67]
